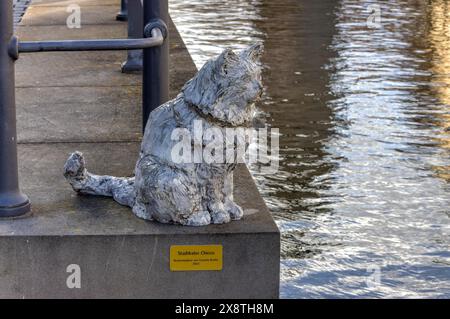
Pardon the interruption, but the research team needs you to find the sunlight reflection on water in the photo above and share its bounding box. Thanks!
[170,0,450,298]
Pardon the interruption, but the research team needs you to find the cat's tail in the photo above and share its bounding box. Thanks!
[63,151,136,207]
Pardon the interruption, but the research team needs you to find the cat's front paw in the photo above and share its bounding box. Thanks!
[210,209,231,224]
[226,201,244,220]
[208,201,231,224]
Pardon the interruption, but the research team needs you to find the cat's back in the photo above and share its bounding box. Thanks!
[140,96,197,161]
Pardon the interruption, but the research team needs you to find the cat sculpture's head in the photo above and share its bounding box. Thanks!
[182,43,263,126]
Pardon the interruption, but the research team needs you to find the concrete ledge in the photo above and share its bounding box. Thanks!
[0,229,279,298]
[10,144,278,237]
[0,0,280,298]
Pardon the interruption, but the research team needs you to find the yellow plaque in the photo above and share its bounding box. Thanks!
[170,245,223,271]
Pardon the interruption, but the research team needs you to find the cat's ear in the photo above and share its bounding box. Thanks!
[217,48,239,75]
[242,42,264,63]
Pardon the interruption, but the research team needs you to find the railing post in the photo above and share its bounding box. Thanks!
[116,0,128,21]
[122,0,144,73]
[0,0,30,217]
[142,0,169,131]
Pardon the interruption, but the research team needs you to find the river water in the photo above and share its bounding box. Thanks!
[169,0,450,298]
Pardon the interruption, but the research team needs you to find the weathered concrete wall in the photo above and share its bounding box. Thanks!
[0,229,279,298]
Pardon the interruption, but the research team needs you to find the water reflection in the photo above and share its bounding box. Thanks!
[170,0,450,298]
[426,0,450,181]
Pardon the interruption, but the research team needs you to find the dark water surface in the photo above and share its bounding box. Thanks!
[170,0,450,298]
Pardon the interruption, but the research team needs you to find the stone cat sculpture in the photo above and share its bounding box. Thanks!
[63,43,263,226]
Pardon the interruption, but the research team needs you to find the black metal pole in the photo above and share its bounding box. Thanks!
[143,0,169,132]
[0,0,30,217]
[122,0,144,73]
[116,0,128,21]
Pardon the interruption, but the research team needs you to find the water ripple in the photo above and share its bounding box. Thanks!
[171,0,450,298]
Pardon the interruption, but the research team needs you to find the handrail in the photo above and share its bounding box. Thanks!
[8,23,166,60]
[17,29,163,53]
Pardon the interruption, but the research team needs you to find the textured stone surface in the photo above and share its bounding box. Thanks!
[15,23,196,142]
[21,4,122,26]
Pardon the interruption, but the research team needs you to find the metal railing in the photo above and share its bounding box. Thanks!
[122,0,144,73]
[0,0,169,217]
[117,0,129,21]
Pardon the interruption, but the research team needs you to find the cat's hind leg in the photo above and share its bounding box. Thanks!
[223,171,244,220]
[203,173,231,224]
[135,158,210,226]
[64,152,136,207]
[151,172,210,226]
